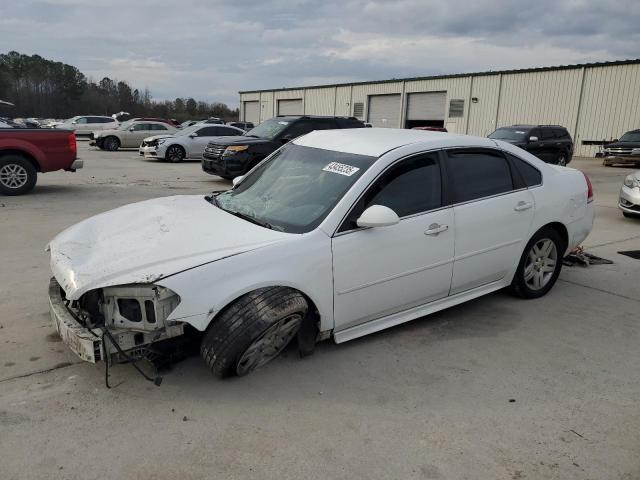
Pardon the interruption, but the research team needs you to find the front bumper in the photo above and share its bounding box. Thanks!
[619,185,640,214]
[49,277,103,363]
[202,151,249,177]
[139,145,159,157]
[603,154,640,165]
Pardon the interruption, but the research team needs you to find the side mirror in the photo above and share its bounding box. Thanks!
[356,205,399,228]
[189,133,197,138]
[529,136,539,142]
[281,134,295,143]
[612,138,618,142]
[232,175,245,187]
[129,126,135,132]
[71,121,77,125]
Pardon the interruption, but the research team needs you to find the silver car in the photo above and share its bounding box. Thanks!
[619,171,640,218]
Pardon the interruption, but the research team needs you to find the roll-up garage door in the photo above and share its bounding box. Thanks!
[243,101,260,124]
[406,92,446,121]
[277,99,303,116]
[367,94,401,128]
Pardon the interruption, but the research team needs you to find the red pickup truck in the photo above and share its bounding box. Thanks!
[0,128,82,195]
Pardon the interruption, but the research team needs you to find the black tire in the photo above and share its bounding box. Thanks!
[510,227,565,299]
[166,145,185,163]
[0,155,37,196]
[200,287,308,378]
[103,136,120,151]
[556,152,568,166]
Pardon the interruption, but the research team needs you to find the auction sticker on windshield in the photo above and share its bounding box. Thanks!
[323,162,360,176]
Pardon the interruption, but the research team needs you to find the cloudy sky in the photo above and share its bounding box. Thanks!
[2,0,639,107]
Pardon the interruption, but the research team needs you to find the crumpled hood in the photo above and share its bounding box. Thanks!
[142,134,175,142]
[48,195,290,299]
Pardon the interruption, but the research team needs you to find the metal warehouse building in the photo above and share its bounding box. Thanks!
[239,59,640,157]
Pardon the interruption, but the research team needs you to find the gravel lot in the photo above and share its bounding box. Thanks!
[1,142,639,480]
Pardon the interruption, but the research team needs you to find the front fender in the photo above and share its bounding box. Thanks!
[157,229,334,333]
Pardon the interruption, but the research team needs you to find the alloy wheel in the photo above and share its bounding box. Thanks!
[167,146,184,162]
[236,313,302,375]
[557,155,567,166]
[0,163,28,189]
[524,238,558,291]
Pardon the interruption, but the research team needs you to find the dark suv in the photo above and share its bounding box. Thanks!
[488,125,574,165]
[202,115,365,179]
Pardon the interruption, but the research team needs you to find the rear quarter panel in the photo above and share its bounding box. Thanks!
[0,129,76,172]
[497,141,593,253]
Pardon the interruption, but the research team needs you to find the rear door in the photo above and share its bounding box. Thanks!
[332,152,454,331]
[445,148,534,294]
[128,123,155,146]
[538,127,557,162]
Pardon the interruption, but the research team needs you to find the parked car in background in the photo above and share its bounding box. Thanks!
[619,170,640,218]
[0,128,81,195]
[180,120,201,128]
[47,128,593,378]
[602,130,640,166]
[139,123,244,162]
[202,117,224,125]
[93,120,178,151]
[13,118,41,128]
[0,118,25,128]
[488,125,574,165]
[202,115,365,179]
[54,116,119,136]
[227,121,254,131]
[412,126,448,132]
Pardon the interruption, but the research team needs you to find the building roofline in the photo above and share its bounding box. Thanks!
[238,58,640,95]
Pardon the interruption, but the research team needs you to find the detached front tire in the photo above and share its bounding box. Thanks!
[0,155,37,196]
[510,227,564,299]
[201,287,308,378]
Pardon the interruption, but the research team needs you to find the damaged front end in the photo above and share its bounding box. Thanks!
[49,277,184,365]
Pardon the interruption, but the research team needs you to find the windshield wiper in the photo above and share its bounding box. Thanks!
[226,209,274,230]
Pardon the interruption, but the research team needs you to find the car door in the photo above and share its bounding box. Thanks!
[188,126,218,158]
[128,123,155,147]
[332,152,454,331]
[74,116,90,135]
[445,148,535,295]
[538,127,557,162]
[525,128,544,160]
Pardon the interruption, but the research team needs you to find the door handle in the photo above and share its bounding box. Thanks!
[514,201,533,212]
[425,223,448,236]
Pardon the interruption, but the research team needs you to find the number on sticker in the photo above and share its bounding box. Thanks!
[323,162,360,177]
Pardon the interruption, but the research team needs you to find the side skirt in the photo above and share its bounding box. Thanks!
[333,280,507,344]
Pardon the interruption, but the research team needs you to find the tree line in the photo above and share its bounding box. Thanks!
[0,51,239,121]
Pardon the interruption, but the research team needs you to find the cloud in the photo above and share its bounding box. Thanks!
[1,0,638,107]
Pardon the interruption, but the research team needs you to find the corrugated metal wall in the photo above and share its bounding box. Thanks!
[575,63,640,156]
[240,62,640,156]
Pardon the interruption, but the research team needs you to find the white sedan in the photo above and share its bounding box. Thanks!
[139,123,245,162]
[47,129,594,378]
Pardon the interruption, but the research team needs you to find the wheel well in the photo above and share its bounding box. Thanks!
[543,222,569,251]
[209,286,320,330]
[0,150,41,172]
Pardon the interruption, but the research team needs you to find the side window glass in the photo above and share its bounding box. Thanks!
[540,128,555,140]
[313,119,339,130]
[76,117,88,124]
[506,153,542,187]
[446,150,514,203]
[283,120,314,138]
[154,124,168,131]
[364,155,442,218]
[198,127,217,136]
[219,127,240,136]
[132,123,149,131]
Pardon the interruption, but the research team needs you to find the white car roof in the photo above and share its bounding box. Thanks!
[294,128,496,157]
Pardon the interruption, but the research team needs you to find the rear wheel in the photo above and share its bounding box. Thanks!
[510,227,564,299]
[0,155,37,196]
[103,136,120,151]
[166,145,185,163]
[200,287,308,378]
[556,152,567,166]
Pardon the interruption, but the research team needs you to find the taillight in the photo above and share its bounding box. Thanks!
[583,172,593,203]
[68,133,77,156]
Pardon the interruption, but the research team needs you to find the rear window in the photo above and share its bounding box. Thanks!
[446,150,514,203]
[506,153,542,187]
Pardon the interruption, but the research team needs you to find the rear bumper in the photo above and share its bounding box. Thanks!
[65,159,83,171]
[49,278,103,363]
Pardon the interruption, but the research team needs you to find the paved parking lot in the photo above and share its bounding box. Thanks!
[1,142,639,480]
